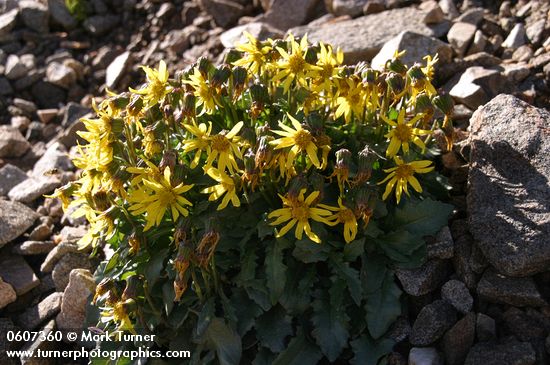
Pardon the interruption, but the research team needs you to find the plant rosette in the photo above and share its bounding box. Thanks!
[51,33,455,364]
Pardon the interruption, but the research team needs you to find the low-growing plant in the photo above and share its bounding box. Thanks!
[52,33,454,364]
[65,0,88,22]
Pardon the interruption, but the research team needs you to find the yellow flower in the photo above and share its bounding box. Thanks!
[101,300,135,333]
[270,114,321,169]
[233,31,271,75]
[312,42,343,93]
[378,157,434,203]
[319,198,358,243]
[185,68,219,115]
[381,108,432,157]
[128,167,193,231]
[201,167,240,210]
[268,189,334,243]
[129,60,171,107]
[181,122,212,168]
[334,77,365,123]
[272,34,321,93]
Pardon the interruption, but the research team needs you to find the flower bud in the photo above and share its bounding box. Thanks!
[196,229,220,267]
[224,49,242,64]
[127,95,143,117]
[356,145,377,183]
[386,57,407,75]
[386,73,405,95]
[362,68,377,84]
[244,148,256,174]
[212,65,231,89]
[159,149,177,173]
[181,92,196,119]
[122,275,139,301]
[305,45,319,64]
[92,190,111,211]
[287,174,308,199]
[415,93,432,113]
[255,135,273,169]
[407,65,426,81]
[197,56,212,77]
[335,148,352,170]
[250,84,269,105]
[433,94,454,116]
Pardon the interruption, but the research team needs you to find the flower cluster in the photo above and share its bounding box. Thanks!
[51,33,453,332]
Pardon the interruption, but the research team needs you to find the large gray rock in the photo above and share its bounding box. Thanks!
[0,254,40,296]
[52,253,93,291]
[221,22,284,49]
[395,259,449,296]
[291,7,449,64]
[0,164,28,196]
[8,176,62,204]
[18,0,49,33]
[0,126,31,158]
[198,0,245,28]
[447,22,477,57]
[32,142,73,177]
[442,313,476,365]
[0,200,39,247]
[260,0,322,31]
[371,31,452,70]
[468,94,550,276]
[410,300,457,346]
[477,269,546,307]
[106,51,132,89]
[465,338,536,365]
[56,269,95,332]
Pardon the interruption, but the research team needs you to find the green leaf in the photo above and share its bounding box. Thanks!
[292,239,330,263]
[280,264,316,314]
[257,219,274,239]
[104,251,120,272]
[311,294,350,361]
[253,348,276,365]
[205,318,242,365]
[236,247,257,284]
[265,241,287,304]
[230,289,263,336]
[255,305,293,352]
[331,254,362,306]
[272,329,323,365]
[245,280,272,311]
[365,271,401,339]
[350,335,395,365]
[391,198,453,236]
[194,298,215,340]
[375,230,425,265]
[144,249,168,285]
[162,281,175,315]
[343,238,365,261]
[362,254,388,295]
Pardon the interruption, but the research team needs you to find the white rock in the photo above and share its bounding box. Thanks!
[105,51,132,89]
[502,23,526,49]
[447,22,477,57]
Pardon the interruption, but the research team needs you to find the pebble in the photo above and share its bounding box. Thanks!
[37,109,59,124]
[0,200,39,248]
[395,259,449,296]
[476,313,496,341]
[5,55,29,80]
[502,23,526,49]
[16,292,62,330]
[410,300,457,346]
[477,269,546,307]
[442,313,476,365]
[441,279,473,313]
[83,15,120,36]
[52,253,93,291]
[0,254,40,296]
[19,0,50,33]
[427,226,454,260]
[8,176,62,204]
[46,62,77,89]
[19,319,57,364]
[456,7,484,26]
[0,9,18,37]
[32,142,73,177]
[56,269,96,332]
[0,77,13,95]
[464,338,536,365]
[28,223,52,241]
[0,278,17,309]
[40,241,80,273]
[0,164,28,196]
[105,51,132,89]
[420,1,445,24]
[48,0,78,30]
[447,22,477,57]
[408,347,442,365]
[14,241,56,255]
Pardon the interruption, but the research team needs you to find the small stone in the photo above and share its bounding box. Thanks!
[456,7,484,26]
[13,69,44,91]
[46,62,77,89]
[408,347,442,365]
[0,164,28,196]
[443,316,476,364]
[16,292,62,330]
[447,22,477,57]
[25,121,43,140]
[0,278,17,309]
[396,259,449,296]
[441,279,473,314]
[32,142,72,177]
[52,253,93,291]
[37,109,58,124]
[19,319,57,364]
[220,22,283,49]
[12,98,37,116]
[28,224,52,241]
[8,176,62,204]
[438,0,459,19]
[503,307,546,342]
[0,200,39,247]
[330,0,368,18]
[0,254,40,296]
[40,242,80,273]
[56,226,87,244]
[31,81,67,109]
[476,313,496,341]
[502,23,526,49]
[526,19,546,46]
[198,0,244,28]
[105,51,132,89]
[19,0,49,33]
[420,1,445,24]
[83,15,119,36]
[5,55,29,81]
[504,63,530,83]
[465,338,536,365]
[362,1,385,15]
[11,116,30,132]
[427,226,454,259]
[61,102,91,128]
[467,30,487,55]
[0,9,18,37]
[56,269,96,332]
[48,0,77,30]
[449,82,487,109]
[477,269,546,307]
[161,27,195,53]
[410,300,457,346]
[0,77,13,96]
[156,2,175,19]
[14,241,56,255]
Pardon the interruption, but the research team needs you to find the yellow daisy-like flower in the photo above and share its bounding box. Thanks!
[268,189,334,243]
[128,167,193,231]
[381,108,432,157]
[319,198,358,244]
[334,77,365,124]
[378,157,434,203]
[312,42,343,93]
[181,122,212,168]
[270,114,321,169]
[233,31,271,75]
[129,60,171,107]
[185,68,219,115]
[201,167,240,210]
[272,34,321,93]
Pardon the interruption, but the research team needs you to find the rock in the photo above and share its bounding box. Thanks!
[106,51,132,89]
[526,19,545,46]
[467,30,487,55]
[52,253,93,291]
[0,164,28,196]
[83,14,119,36]
[0,278,16,309]
[46,62,77,89]
[37,109,58,124]
[26,121,43,141]
[438,0,459,19]
[362,0,385,15]
[5,55,30,80]
[48,0,77,30]
[0,9,18,37]
[291,7,449,64]
[447,22,477,57]
[8,176,62,204]
[14,241,56,255]
[503,307,547,342]
[420,1,445,24]
[442,313,476,365]
[456,7,484,26]
[198,0,244,28]
[259,0,321,31]
[32,142,72,177]
[441,279,473,313]
[56,226,87,243]
[512,45,533,63]
[19,319,57,364]
[468,95,550,276]
[449,81,487,109]
[28,224,52,241]
[371,31,452,70]
[502,23,526,49]
[13,69,44,92]
[61,102,91,128]
[504,63,530,83]
[0,200,38,247]
[56,269,95,331]
[220,22,284,48]
[16,292,62,330]
[476,313,496,341]
[329,0,368,17]
[12,98,37,116]
[427,226,454,259]
[477,269,546,307]
[410,300,457,346]
[19,0,49,33]
[395,259,448,296]
[41,241,80,273]
[460,66,509,96]
[408,347,442,365]
[31,81,67,109]
[0,254,40,296]
[161,27,197,54]
[0,77,13,96]
[465,338,536,365]
[11,116,30,132]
